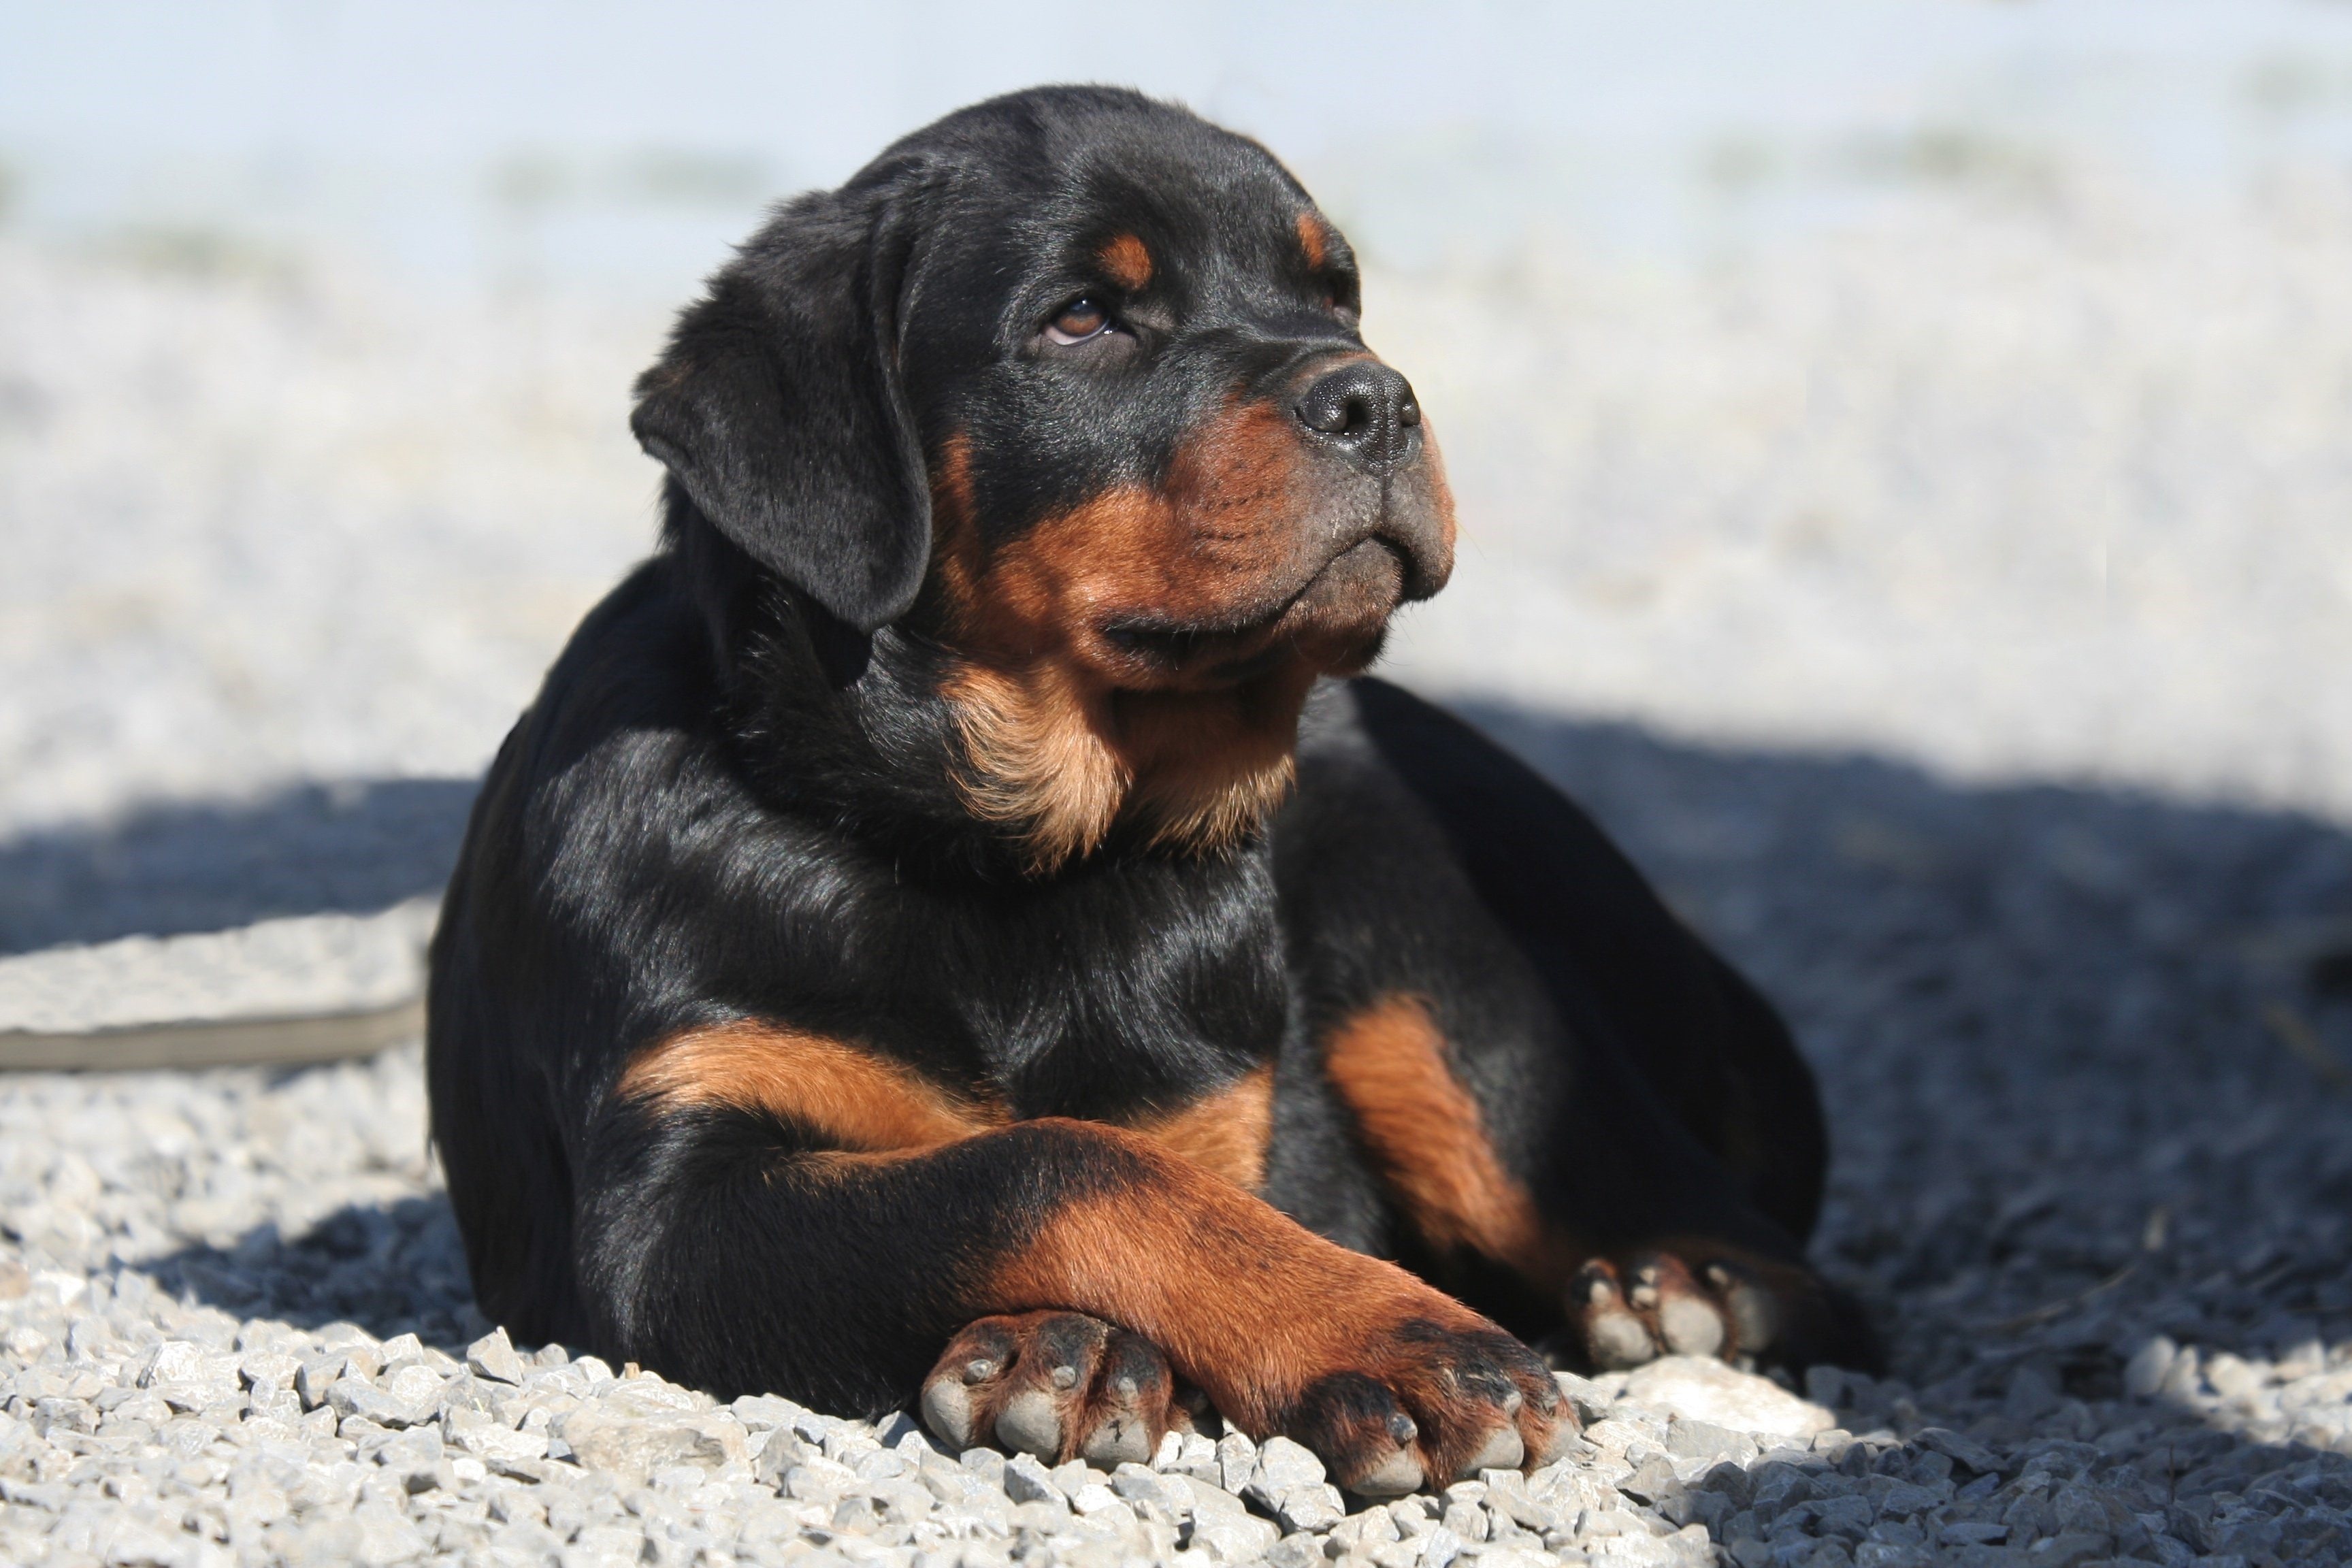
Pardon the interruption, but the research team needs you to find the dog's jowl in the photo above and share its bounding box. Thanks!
[427,85,1872,1495]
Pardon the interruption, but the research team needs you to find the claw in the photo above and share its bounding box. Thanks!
[1629,1264,1661,1309]
[1532,1416,1582,1467]
[1724,1278,1780,1354]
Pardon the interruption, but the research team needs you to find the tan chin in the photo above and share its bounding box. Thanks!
[942,659,1319,875]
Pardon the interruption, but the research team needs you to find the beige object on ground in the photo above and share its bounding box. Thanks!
[1617,1356,1835,1441]
[0,898,435,1070]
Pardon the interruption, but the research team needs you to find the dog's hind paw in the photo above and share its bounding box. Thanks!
[1561,1247,1874,1375]
[920,1310,1195,1465]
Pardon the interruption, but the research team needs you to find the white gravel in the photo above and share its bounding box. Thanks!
[3,740,2348,1565]
[7,147,2352,1565]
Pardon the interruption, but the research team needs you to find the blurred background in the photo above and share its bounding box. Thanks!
[5,0,2352,956]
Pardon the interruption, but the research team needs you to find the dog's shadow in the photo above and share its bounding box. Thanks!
[0,777,477,956]
[137,1192,486,1352]
[72,700,2352,1546]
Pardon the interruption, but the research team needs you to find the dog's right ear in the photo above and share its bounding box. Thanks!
[632,188,930,634]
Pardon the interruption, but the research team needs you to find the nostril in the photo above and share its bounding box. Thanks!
[1296,383,1361,436]
[1296,362,1421,463]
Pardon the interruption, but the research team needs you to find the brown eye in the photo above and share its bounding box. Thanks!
[1045,297,1111,344]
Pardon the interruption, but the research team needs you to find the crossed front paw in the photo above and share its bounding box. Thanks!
[920,1301,1576,1498]
[921,1310,1195,1468]
[1275,1313,1576,1497]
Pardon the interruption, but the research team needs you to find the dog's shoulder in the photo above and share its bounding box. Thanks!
[1288,676,1676,937]
[516,557,722,773]
[446,556,754,971]
[1281,676,1737,1050]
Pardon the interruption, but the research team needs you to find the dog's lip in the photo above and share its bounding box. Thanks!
[1098,612,1292,681]
[1094,540,1408,685]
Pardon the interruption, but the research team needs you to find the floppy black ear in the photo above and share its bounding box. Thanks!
[632,189,930,634]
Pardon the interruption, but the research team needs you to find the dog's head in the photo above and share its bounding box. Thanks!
[634,86,1454,870]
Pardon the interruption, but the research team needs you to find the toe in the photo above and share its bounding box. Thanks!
[1575,1261,1659,1370]
[993,1312,1111,1460]
[1456,1421,1523,1477]
[1289,1371,1426,1497]
[1642,1254,1729,1358]
[921,1317,1024,1452]
[1705,1261,1782,1356]
[1391,1329,1561,1484]
[1076,1329,1174,1467]
[923,1312,1198,1465]
[1509,1360,1576,1468]
[1527,1407,1583,1467]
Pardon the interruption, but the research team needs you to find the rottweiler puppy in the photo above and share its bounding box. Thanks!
[427,84,1869,1496]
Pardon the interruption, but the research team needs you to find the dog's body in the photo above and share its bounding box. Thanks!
[429,86,1867,1494]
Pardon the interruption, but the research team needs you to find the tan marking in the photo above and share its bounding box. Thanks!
[957,400,1306,638]
[1130,1065,1274,1191]
[1098,233,1153,291]
[621,1021,1271,1191]
[925,400,1328,870]
[1422,420,1460,561]
[618,1021,1004,1151]
[1119,688,1302,856]
[978,1119,1491,1435]
[1296,212,1330,270]
[941,660,1130,872]
[932,428,977,536]
[1322,994,1580,1290]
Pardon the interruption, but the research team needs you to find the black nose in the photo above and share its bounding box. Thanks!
[1294,361,1421,468]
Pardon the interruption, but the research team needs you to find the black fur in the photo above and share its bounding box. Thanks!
[429,86,1864,1424]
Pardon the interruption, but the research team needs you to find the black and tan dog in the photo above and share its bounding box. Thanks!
[427,85,1869,1496]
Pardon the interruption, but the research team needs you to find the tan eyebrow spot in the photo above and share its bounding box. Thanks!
[1296,212,1330,270]
[1098,233,1152,291]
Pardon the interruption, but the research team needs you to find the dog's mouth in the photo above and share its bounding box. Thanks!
[1096,538,1410,689]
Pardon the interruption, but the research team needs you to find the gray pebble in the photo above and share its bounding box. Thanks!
[463,1326,526,1386]
[1000,1450,1062,1508]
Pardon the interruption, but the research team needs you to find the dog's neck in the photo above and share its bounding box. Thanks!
[664,502,1305,880]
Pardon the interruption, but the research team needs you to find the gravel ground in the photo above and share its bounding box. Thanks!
[5,715,2351,1565]
[7,150,2352,1565]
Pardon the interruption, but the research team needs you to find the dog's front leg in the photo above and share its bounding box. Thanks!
[576,1110,1570,1496]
